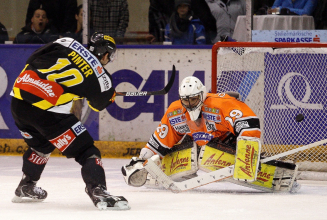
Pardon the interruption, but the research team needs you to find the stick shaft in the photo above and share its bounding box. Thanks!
[260,139,327,163]
[115,65,176,96]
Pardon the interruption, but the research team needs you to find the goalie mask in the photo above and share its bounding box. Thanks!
[179,76,207,121]
[88,32,117,62]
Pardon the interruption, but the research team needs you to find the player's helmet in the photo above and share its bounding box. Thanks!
[88,32,116,62]
[179,76,207,121]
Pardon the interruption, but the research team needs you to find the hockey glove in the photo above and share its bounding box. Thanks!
[121,157,148,187]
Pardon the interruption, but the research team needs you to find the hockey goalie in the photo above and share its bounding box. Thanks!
[121,76,301,193]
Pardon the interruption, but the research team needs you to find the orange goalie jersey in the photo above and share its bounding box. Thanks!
[145,93,261,158]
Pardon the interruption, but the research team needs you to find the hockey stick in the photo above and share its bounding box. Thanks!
[144,138,327,193]
[115,65,176,96]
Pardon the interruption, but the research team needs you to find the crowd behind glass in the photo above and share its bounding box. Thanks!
[0,0,326,45]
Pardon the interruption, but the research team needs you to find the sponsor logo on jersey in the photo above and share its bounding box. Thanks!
[50,129,76,152]
[173,124,190,133]
[202,112,221,122]
[148,135,160,150]
[71,122,86,136]
[69,41,103,77]
[14,70,64,105]
[19,130,33,139]
[169,115,186,126]
[16,73,55,97]
[98,74,112,92]
[28,152,49,165]
[192,132,213,142]
[169,151,189,173]
[204,107,220,114]
[203,152,232,168]
[167,108,182,117]
[205,120,216,131]
[235,120,250,133]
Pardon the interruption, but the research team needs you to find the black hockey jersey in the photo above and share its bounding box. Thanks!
[11,37,116,113]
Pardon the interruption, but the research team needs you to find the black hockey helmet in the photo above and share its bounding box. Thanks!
[88,32,116,62]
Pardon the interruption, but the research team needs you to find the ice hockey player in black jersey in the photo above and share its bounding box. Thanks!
[10,32,130,210]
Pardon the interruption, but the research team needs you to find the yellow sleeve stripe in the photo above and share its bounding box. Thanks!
[12,87,23,100]
[87,100,99,112]
[55,93,78,105]
[32,93,78,110]
[33,100,53,110]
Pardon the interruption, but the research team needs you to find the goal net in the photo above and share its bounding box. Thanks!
[212,42,327,180]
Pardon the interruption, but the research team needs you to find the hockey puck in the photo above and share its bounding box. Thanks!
[295,114,304,122]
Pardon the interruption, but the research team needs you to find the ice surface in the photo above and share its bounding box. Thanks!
[1,156,327,220]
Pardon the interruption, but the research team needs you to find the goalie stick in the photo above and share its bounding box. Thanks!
[144,138,327,193]
[116,65,176,96]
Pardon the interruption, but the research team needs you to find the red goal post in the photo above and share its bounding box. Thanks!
[211,42,327,179]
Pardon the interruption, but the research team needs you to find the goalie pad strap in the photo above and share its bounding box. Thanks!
[263,159,297,170]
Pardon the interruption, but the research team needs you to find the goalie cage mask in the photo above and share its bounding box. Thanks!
[88,32,117,62]
[179,76,207,121]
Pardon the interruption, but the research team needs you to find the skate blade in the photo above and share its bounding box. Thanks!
[96,201,131,210]
[12,195,45,203]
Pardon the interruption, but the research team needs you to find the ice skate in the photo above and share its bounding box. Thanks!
[12,175,47,203]
[85,185,130,210]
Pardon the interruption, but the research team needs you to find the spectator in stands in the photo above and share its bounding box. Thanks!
[165,0,206,45]
[205,0,246,43]
[147,0,175,43]
[0,22,9,44]
[25,0,77,36]
[64,4,83,43]
[191,0,217,44]
[148,0,217,45]
[254,0,275,15]
[313,0,327,29]
[268,0,318,15]
[89,0,129,38]
[14,8,59,44]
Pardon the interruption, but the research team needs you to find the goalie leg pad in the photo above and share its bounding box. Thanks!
[233,137,261,182]
[161,141,198,181]
[227,161,300,193]
[198,145,235,172]
[121,157,148,187]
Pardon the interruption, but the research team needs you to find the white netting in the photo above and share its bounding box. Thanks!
[216,46,327,173]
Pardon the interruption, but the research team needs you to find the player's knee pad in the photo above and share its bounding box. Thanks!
[75,145,101,165]
[160,140,198,181]
[22,147,51,181]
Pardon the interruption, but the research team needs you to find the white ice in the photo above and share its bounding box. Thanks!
[1,156,327,220]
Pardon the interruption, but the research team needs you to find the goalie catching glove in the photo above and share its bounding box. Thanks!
[121,157,148,187]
